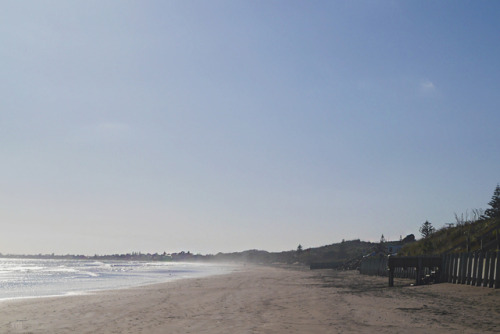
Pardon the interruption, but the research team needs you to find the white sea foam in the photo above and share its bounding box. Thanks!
[0,258,234,301]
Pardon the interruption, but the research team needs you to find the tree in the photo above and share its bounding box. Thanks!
[377,234,387,253]
[419,221,435,239]
[484,184,500,219]
[296,244,303,254]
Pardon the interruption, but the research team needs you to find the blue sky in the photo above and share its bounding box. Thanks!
[1,1,499,255]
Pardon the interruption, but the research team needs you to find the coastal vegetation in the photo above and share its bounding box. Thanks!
[400,184,500,256]
[208,184,500,265]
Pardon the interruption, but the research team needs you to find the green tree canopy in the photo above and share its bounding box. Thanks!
[419,220,435,239]
[484,184,500,219]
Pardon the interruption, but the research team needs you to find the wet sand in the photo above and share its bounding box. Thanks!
[0,265,499,333]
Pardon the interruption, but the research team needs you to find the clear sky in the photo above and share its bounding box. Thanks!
[1,1,499,255]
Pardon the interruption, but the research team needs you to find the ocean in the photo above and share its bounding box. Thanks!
[0,258,234,301]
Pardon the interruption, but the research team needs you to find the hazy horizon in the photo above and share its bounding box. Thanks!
[1,1,499,256]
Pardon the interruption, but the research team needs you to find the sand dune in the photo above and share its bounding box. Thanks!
[0,265,498,333]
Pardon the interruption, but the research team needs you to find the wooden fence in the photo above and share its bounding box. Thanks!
[359,256,425,281]
[442,251,500,288]
[359,251,500,289]
[359,256,391,277]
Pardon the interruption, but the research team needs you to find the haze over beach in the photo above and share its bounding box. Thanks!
[1,1,500,256]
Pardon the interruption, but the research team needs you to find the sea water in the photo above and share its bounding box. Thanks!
[0,258,233,301]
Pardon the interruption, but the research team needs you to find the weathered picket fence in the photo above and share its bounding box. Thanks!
[359,251,500,289]
[442,251,500,288]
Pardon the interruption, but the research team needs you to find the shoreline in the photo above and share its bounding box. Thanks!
[0,265,498,333]
[0,259,238,303]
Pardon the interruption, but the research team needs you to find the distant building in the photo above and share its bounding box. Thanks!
[387,244,403,254]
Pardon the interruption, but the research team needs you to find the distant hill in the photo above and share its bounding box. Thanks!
[208,239,388,268]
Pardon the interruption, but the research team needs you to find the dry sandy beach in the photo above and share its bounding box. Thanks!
[1,265,499,333]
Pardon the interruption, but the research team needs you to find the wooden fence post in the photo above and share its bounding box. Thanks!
[442,255,447,282]
[452,254,459,284]
[466,252,473,285]
[415,257,422,286]
[486,253,492,287]
[495,251,500,289]
[483,252,490,287]
[459,253,467,284]
[441,254,450,282]
[488,252,496,288]
[471,253,478,286]
[476,252,484,287]
[449,254,454,283]
[447,254,454,283]
[388,258,394,287]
